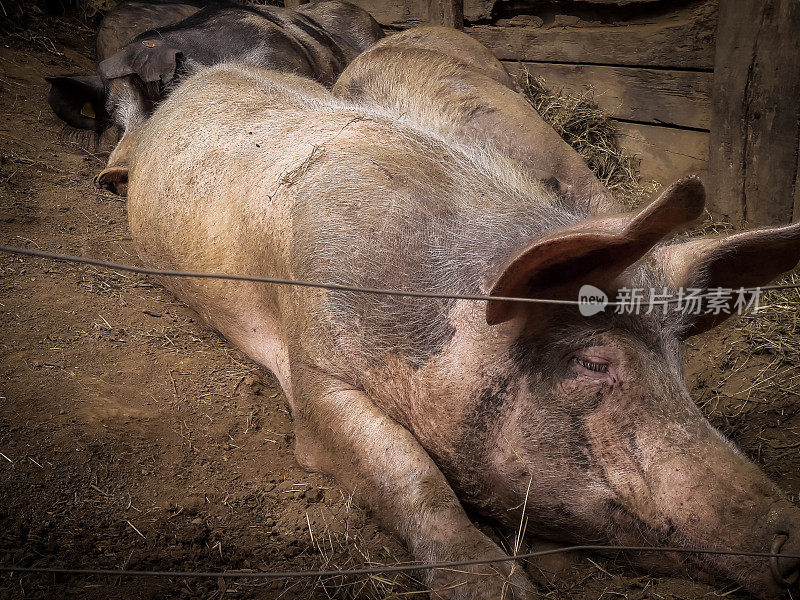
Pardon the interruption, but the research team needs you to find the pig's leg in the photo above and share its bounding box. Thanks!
[291,373,535,600]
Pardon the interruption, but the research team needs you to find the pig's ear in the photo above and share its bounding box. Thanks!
[486,177,706,325]
[99,41,182,85]
[655,220,800,336]
[45,75,107,131]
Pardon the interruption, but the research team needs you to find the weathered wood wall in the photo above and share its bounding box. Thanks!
[707,0,800,227]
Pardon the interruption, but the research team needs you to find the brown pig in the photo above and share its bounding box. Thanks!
[333,26,616,212]
[123,63,800,599]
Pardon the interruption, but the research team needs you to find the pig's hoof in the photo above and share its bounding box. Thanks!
[429,560,536,599]
[94,166,129,196]
[523,539,577,587]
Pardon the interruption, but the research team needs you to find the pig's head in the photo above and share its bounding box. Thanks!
[44,43,173,138]
[45,74,109,134]
[471,178,800,597]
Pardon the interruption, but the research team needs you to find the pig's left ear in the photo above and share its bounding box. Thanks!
[486,176,706,325]
[655,220,800,336]
[99,40,182,85]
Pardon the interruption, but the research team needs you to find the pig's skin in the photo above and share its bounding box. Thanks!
[125,64,800,599]
[334,26,616,213]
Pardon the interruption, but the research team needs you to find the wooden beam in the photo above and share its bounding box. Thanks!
[343,0,428,28]
[464,0,708,22]
[465,1,717,69]
[505,62,712,130]
[795,147,800,223]
[708,0,800,227]
[429,0,464,29]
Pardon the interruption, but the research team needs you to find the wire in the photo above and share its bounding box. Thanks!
[2,245,795,308]
[0,544,799,580]
[0,245,580,306]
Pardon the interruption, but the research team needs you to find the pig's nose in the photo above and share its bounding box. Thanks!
[771,533,800,588]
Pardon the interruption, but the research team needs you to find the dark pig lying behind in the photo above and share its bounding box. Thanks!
[45,0,206,136]
[45,1,384,195]
[96,0,383,194]
[122,64,800,599]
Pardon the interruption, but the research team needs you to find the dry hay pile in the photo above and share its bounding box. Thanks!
[737,273,800,399]
[516,70,660,209]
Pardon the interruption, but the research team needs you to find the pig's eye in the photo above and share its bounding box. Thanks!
[572,357,609,373]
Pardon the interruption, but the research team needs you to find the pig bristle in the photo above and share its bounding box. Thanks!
[56,122,101,152]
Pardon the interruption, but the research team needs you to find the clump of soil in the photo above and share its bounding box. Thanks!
[0,8,797,600]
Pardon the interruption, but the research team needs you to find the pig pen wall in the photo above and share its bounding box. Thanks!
[338,0,800,229]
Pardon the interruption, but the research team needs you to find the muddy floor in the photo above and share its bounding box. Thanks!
[1,7,798,600]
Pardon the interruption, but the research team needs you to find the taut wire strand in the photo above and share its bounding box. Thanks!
[2,245,797,307]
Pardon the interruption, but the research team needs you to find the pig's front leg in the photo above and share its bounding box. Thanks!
[291,372,535,600]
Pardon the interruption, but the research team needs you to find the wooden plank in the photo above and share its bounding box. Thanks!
[464,0,697,22]
[505,62,711,130]
[615,122,708,188]
[795,146,800,223]
[464,1,717,69]
[708,0,800,227]
[568,0,668,2]
[344,0,428,27]
[430,0,464,29]
[706,0,762,224]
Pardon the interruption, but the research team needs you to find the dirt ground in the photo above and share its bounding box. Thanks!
[0,7,798,600]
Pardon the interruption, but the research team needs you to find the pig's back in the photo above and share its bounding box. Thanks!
[126,64,584,376]
[96,0,203,60]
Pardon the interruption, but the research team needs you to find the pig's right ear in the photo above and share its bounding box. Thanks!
[45,75,107,131]
[485,177,706,325]
[655,220,800,336]
[99,41,182,85]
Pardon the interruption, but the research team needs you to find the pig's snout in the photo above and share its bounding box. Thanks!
[748,503,800,598]
[770,532,799,591]
[639,422,800,598]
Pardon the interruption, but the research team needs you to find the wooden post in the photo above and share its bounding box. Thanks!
[429,0,463,29]
[708,0,800,227]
